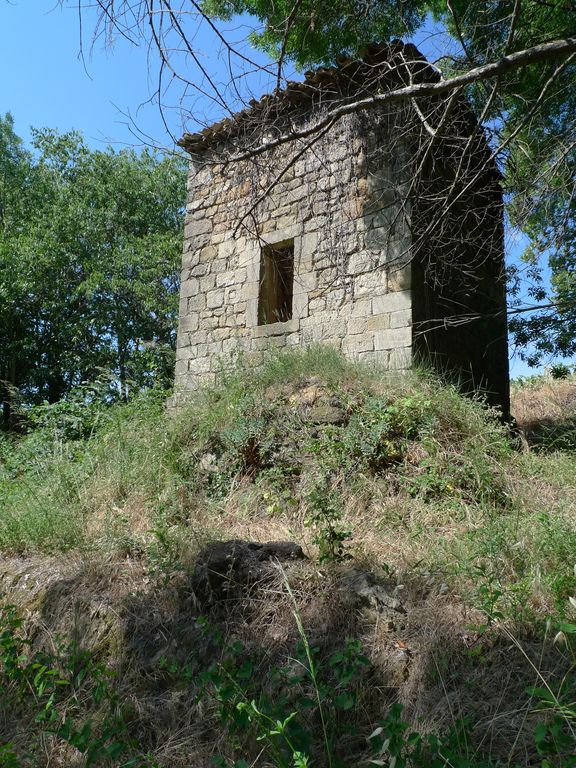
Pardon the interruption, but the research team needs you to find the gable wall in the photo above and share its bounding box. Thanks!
[175,112,414,391]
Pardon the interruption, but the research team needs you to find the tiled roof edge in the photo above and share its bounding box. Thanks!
[178,40,440,154]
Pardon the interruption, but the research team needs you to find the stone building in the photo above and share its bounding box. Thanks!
[174,41,510,415]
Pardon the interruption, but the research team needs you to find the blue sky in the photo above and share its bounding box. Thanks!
[0,2,180,148]
[0,1,278,148]
[0,2,551,377]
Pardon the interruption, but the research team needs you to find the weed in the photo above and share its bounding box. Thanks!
[304,479,352,563]
[0,603,158,768]
[189,582,374,766]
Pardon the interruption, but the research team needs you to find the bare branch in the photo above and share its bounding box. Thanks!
[212,37,576,163]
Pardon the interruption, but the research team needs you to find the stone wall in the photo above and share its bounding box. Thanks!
[174,111,414,392]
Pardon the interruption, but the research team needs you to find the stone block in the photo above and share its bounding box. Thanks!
[186,344,202,360]
[358,349,388,366]
[342,335,374,355]
[187,197,204,214]
[389,309,412,329]
[217,267,246,288]
[207,341,223,356]
[224,285,240,304]
[176,328,191,349]
[234,301,247,318]
[293,292,309,319]
[193,167,213,186]
[348,317,367,335]
[185,218,213,239]
[350,298,372,317]
[388,263,411,292]
[347,252,369,275]
[284,184,308,203]
[187,263,210,278]
[182,250,200,270]
[251,334,287,351]
[373,326,411,351]
[326,289,346,309]
[372,290,411,315]
[199,315,219,331]
[175,357,188,376]
[181,278,200,298]
[247,262,260,283]
[301,326,315,343]
[387,237,411,262]
[177,371,214,390]
[179,313,199,333]
[321,319,347,339]
[206,289,225,310]
[327,143,348,161]
[218,238,236,260]
[286,331,302,346]
[211,258,228,275]
[189,357,212,374]
[300,231,318,259]
[355,269,387,297]
[244,281,259,300]
[252,318,299,337]
[309,297,326,313]
[246,298,258,327]
[199,273,216,291]
[294,270,317,292]
[367,313,391,332]
[194,330,208,345]
[222,337,239,354]
[234,246,254,271]
[188,294,207,312]
[389,346,412,369]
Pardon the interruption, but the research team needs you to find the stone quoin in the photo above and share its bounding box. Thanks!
[174,41,510,416]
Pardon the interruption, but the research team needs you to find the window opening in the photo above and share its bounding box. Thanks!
[257,241,294,324]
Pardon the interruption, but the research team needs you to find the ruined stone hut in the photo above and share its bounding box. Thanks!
[175,41,510,415]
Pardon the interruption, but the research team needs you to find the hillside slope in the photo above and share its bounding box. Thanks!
[1,349,575,767]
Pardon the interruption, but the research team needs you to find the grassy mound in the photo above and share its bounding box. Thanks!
[2,347,575,619]
[1,348,575,766]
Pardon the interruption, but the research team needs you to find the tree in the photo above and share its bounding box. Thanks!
[76,0,576,366]
[0,114,36,428]
[428,1,576,364]
[0,116,187,428]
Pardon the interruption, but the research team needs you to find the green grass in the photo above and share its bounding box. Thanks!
[2,347,576,767]
[0,346,575,619]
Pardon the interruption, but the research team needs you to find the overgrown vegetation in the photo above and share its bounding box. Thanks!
[1,348,576,765]
[0,114,186,429]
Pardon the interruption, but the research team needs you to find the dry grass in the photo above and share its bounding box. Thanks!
[511,373,576,451]
[3,550,572,767]
[2,351,576,766]
[511,373,576,426]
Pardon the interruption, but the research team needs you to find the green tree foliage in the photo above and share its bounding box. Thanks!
[201,0,426,68]
[201,0,576,364]
[429,1,576,365]
[0,114,186,427]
